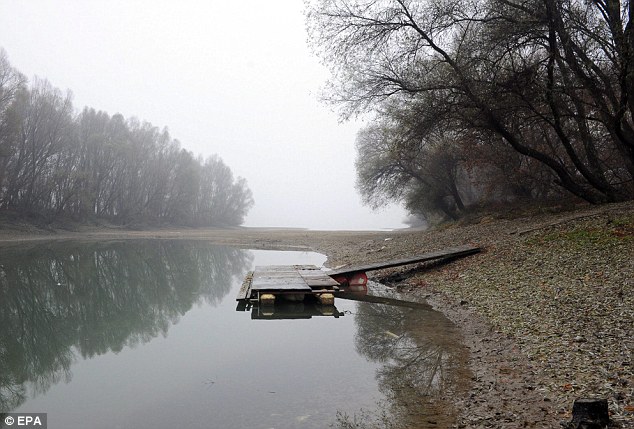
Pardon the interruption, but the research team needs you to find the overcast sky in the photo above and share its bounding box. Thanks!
[0,0,407,230]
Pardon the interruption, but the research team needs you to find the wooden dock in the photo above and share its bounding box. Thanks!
[237,265,339,307]
[236,245,481,309]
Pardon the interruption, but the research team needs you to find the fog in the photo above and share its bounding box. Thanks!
[0,0,406,230]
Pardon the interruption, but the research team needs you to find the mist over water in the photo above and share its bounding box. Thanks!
[0,2,409,232]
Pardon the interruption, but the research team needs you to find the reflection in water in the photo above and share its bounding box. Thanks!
[1,243,469,428]
[0,240,251,413]
[249,301,346,320]
[343,286,472,428]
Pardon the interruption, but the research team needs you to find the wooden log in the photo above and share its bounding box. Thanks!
[566,398,610,429]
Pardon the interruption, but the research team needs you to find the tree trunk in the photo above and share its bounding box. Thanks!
[566,398,610,429]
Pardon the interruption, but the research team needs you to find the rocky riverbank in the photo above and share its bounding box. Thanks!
[1,201,632,427]
[313,201,634,428]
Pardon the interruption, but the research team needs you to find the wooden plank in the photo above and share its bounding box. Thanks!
[298,270,340,288]
[305,278,340,287]
[327,245,481,277]
[292,265,320,271]
[251,266,311,292]
[236,271,254,301]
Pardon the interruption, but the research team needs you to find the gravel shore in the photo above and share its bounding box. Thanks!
[1,201,632,427]
[312,201,634,428]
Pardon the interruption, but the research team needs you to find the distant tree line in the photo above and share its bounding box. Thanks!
[0,50,253,226]
[307,0,634,222]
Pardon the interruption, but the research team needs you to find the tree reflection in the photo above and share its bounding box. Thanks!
[0,240,251,412]
[349,294,471,428]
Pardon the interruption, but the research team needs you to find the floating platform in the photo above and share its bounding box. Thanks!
[236,265,339,310]
[236,244,480,311]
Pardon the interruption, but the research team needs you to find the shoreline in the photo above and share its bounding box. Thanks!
[1,201,632,427]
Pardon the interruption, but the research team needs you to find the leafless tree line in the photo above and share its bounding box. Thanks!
[0,50,253,226]
[307,0,633,221]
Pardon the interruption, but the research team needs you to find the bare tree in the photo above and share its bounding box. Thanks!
[355,105,467,220]
[0,54,254,227]
[1,79,74,212]
[0,50,27,203]
[307,0,634,205]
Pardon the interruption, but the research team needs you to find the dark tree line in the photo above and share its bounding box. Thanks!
[307,0,634,222]
[0,50,253,226]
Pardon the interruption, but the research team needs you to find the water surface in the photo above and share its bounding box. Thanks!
[0,240,469,428]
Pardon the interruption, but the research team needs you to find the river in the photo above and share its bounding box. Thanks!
[0,239,469,428]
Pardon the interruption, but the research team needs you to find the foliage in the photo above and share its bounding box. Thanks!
[0,49,253,227]
[307,0,634,221]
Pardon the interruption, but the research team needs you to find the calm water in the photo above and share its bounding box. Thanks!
[0,240,470,429]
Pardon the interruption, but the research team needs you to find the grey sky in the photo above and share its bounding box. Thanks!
[0,0,406,230]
